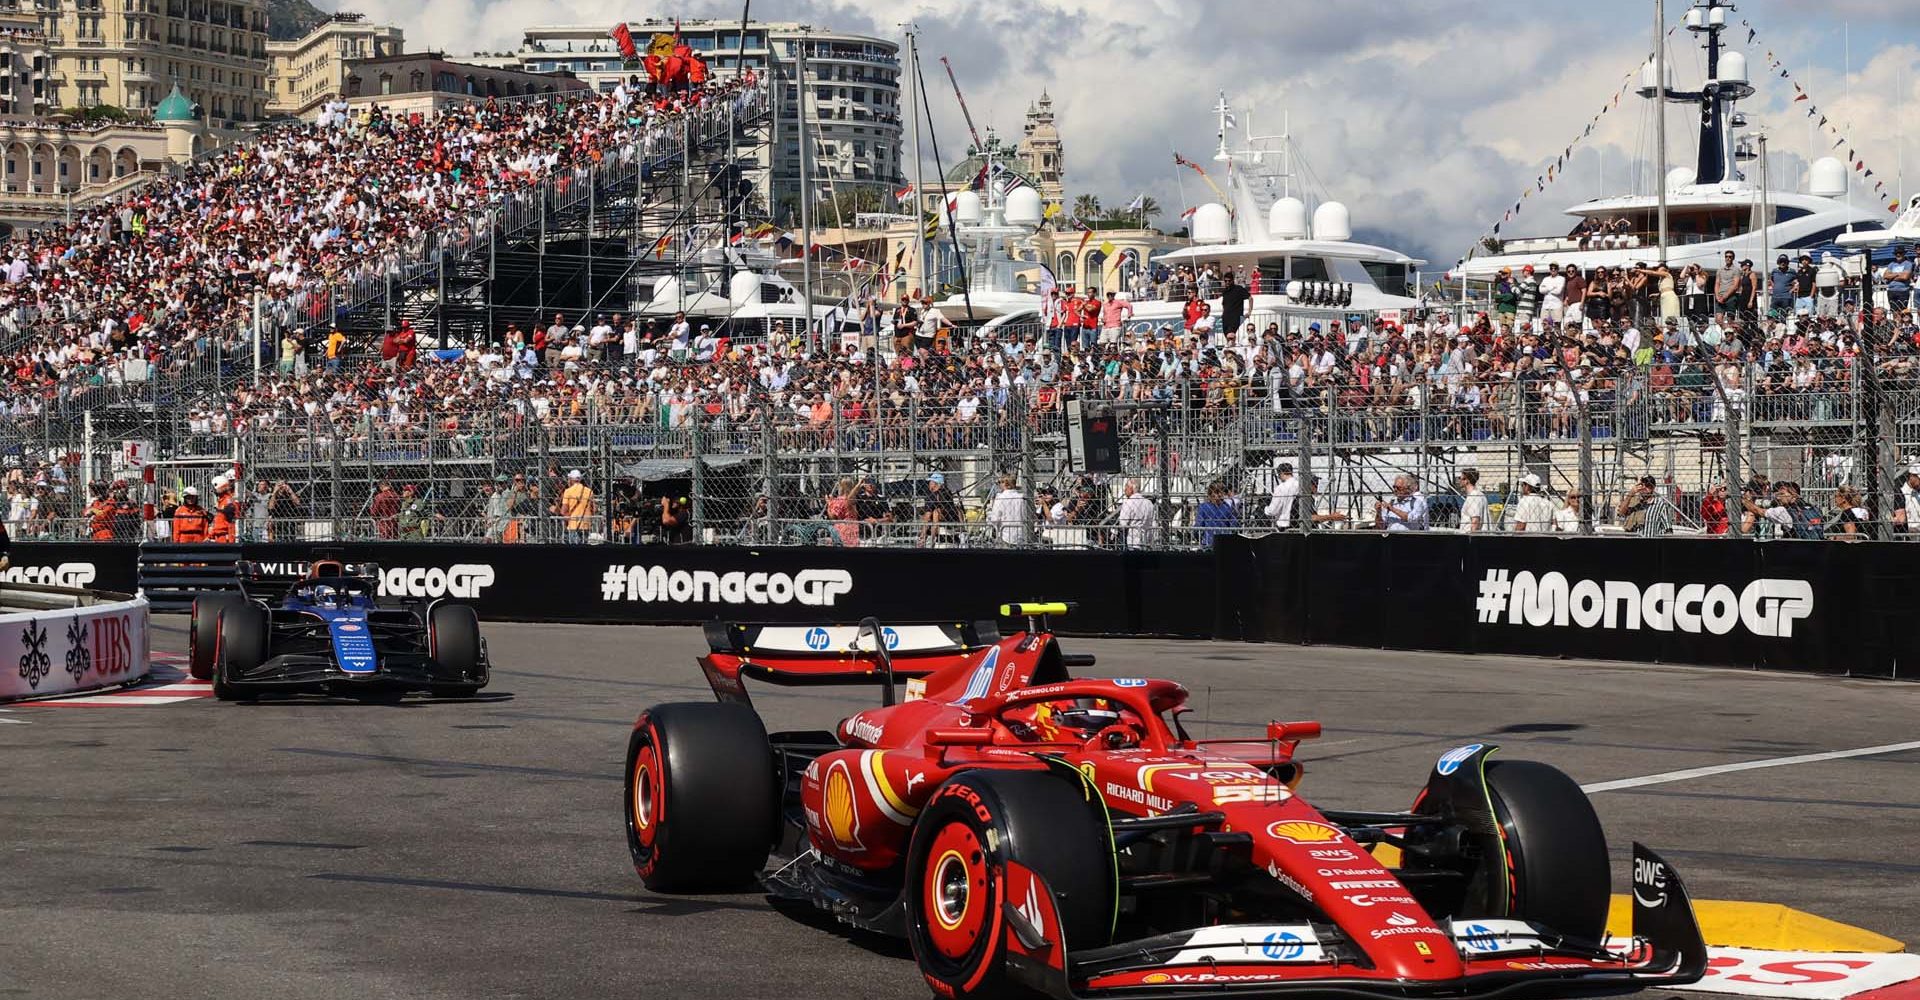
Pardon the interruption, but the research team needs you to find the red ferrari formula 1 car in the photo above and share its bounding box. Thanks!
[624,604,1708,999]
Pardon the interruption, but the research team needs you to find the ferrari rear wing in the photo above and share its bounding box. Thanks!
[698,617,1003,707]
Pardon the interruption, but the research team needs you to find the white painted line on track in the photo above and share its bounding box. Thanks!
[1581,740,1920,794]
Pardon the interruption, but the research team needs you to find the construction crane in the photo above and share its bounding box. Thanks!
[938,56,987,160]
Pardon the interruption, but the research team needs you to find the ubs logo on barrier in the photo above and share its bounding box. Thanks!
[601,564,853,607]
[17,618,50,690]
[0,563,98,588]
[64,619,91,683]
[91,614,136,678]
[1473,569,1814,638]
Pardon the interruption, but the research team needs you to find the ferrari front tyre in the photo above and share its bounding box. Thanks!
[905,770,1116,1000]
[1481,759,1610,941]
[625,702,777,892]
[188,594,242,680]
[213,604,268,702]
[427,603,485,697]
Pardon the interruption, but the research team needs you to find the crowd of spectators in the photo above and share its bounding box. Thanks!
[0,72,763,413]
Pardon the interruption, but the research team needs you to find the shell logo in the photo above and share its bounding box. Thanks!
[1142,974,1171,985]
[823,759,863,851]
[1267,820,1344,845]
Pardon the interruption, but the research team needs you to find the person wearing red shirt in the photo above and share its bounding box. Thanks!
[1078,293,1100,352]
[1699,482,1730,535]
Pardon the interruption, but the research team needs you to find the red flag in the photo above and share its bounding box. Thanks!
[1793,92,1808,102]
[611,23,638,60]
[729,230,744,245]
[894,183,913,200]
[1179,206,1197,219]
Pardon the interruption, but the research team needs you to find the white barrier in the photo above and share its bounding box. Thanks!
[0,594,151,702]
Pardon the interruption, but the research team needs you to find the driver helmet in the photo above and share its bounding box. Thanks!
[1015,697,1124,743]
[310,583,344,608]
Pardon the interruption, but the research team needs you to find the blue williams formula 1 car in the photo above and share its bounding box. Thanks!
[186,559,489,701]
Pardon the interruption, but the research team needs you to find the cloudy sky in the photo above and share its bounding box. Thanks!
[334,0,1920,265]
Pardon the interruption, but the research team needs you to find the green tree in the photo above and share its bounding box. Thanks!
[814,185,889,227]
[1072,193,1102,221]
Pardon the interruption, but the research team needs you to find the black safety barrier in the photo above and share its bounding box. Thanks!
[1217,533,1917,679]
[7,538,1915,676]
[2,542,1215,637]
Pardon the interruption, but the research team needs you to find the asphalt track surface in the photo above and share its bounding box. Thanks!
[5,618,1919,1000]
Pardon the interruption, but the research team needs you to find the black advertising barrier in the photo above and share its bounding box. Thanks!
[6,537,1915,676]
[1229,532,1908,678]
[1,542,140,594]
[220,543,1218,637]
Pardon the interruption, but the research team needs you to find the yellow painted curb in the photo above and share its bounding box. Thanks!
[1606,895,1905,953]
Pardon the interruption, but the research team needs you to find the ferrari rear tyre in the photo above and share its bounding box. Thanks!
[625,702,777,892]
[905,770,1116,1000]
[188,594,242,680]
[427,604,485,697]
[1480,760,1610,941]
[213,604,268,702]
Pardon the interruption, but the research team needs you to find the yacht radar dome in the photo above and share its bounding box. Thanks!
[1311,201,1352,242]
[1003,186,1042,227]
[1191,202,1231,244]
[951,190,983,226]
[729,271,763,306]
[1713,51,1753,99]
[1269,196,1309,239]
[1809,157,1848,198]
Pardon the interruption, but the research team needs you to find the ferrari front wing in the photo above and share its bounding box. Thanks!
[1005,843,1708,999]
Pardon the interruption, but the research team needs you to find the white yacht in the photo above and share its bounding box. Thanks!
[950,94,1427,338]
[1461,0,1891,281]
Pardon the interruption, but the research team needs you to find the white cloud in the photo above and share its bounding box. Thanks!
[341,0,1919,265]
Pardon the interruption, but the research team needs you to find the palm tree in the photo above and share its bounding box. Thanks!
[1072,193,1102,221]
[1136,196,1160,222]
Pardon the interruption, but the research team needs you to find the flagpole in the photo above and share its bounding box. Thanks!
[797,27,816,351]
[1654,0,1669,267]
[905,25,926,306]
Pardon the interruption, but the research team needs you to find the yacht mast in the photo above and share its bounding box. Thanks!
[1654,0,1669,266]
[905,25,926,301]
[796,27,815,347]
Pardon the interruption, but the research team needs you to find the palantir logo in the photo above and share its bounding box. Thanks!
[1474,569,1813,638]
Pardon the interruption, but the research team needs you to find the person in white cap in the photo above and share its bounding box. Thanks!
[556,469,595,544]
[1511,473,1555,533]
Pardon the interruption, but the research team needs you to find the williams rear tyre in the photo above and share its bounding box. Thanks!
[427,603,486,697]
[188,594,241,680]
[1480,759,1611,941]
[625,702,777,893]
[905,769,1115,1000]
[213,604,268,702]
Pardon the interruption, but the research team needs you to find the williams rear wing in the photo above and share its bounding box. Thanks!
[698,618,1002,707]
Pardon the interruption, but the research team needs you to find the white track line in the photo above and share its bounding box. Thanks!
[1581,740,1920,793]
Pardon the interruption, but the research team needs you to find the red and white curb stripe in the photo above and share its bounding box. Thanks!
[16,654,212,708]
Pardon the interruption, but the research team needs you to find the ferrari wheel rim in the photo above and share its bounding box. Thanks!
[923,822,988,960]
[631,743,660,848]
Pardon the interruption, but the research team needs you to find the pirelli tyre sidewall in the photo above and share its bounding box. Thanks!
[905,770,1115,1000]
[213,604,269,701]
[1484,760,1611,942]
[624,702,777,893]
[189,594,242,681]
[426,603,485,695]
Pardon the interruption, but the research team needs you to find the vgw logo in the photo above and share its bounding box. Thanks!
[1473,569,1813,638]
[377,565,496,600]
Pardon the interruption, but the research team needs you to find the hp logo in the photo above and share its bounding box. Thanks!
[804,627,831,650]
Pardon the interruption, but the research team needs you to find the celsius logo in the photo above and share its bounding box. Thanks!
[1,563,98,588]
[378,565,496,599]
[1474,570,1813,638]
[601,565,853,606]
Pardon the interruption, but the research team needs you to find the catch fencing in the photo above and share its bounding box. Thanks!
[6,354,1917,548]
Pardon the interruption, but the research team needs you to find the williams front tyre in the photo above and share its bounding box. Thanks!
[427,603,486,697]
[188,594,241,680]
[212,604,268,702]
[625,702,777,892]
